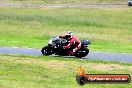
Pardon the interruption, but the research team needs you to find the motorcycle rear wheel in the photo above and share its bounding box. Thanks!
[75,48,89,58]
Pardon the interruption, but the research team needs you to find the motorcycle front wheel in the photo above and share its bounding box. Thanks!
[41,46,52,56]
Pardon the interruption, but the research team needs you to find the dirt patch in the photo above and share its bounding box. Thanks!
[45,61,68,68]
[0,56,69,69]
[84,63,132,71]
[92,64,123,70]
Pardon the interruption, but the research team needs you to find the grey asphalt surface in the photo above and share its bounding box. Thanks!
[0,47,132,63]
[0,3,127,8]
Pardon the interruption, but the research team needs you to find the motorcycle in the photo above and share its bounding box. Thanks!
[41,36,91,58]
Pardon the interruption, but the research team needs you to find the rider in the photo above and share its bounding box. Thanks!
[59,31,81,55]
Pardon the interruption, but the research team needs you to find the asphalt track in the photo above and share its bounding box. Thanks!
[0,3,128,8]
[0,47,132,63]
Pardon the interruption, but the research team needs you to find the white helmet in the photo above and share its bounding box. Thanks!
[65,31,73,39]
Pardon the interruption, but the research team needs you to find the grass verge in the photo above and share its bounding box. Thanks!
[0,54,132,88]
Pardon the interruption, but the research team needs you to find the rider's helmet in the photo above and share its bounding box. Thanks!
[65,31,73,40]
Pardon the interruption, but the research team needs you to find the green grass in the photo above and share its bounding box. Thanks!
[0,54,132,88]
[0,0,127,4]
[0,7,132,53]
